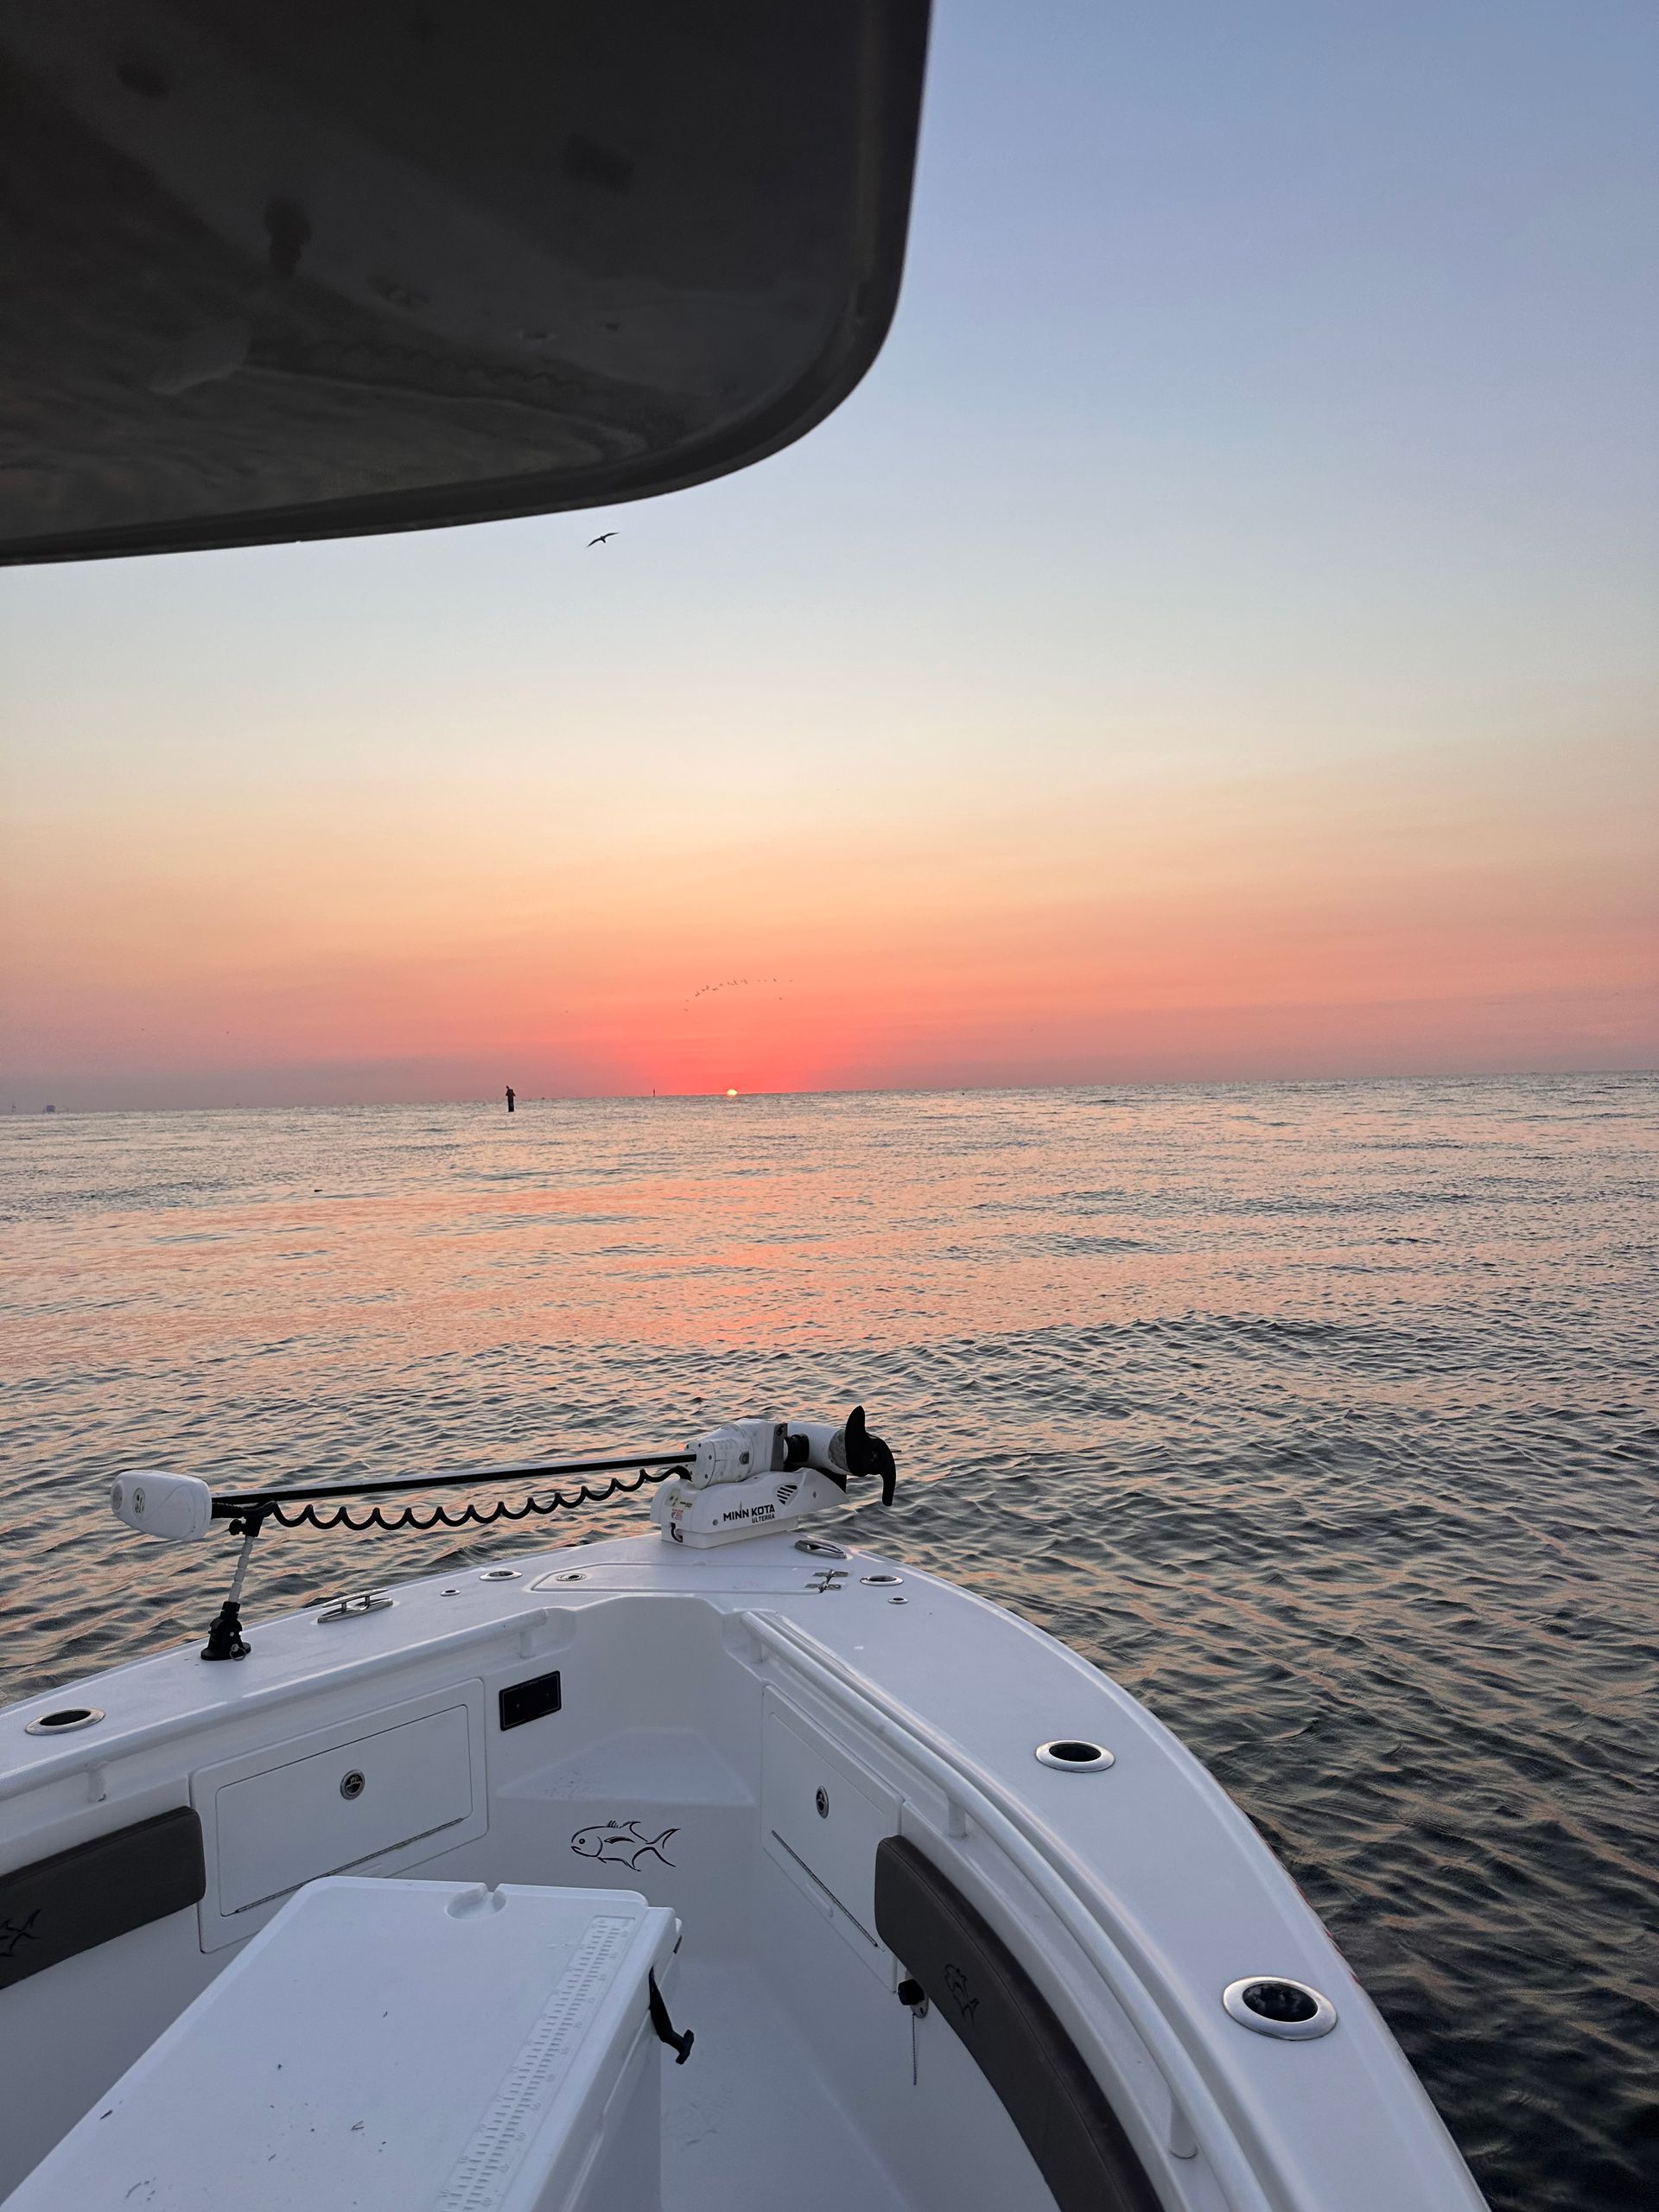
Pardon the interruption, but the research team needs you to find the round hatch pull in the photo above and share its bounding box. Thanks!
[340,1769,366,1802]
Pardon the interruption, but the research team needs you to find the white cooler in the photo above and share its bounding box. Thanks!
[6,1876,683,2212]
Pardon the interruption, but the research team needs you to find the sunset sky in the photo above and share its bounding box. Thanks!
[3,1,1656,1108]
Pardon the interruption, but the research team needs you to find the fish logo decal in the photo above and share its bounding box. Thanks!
[0,1910,40,1962]
[570,1820,678,1871]
[943,1961,979,2024]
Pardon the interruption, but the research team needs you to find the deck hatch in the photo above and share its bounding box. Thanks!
[192,1681,487,1948]
[761,1689,899,1985]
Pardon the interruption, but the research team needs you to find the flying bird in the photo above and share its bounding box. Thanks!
[588,531,617,547]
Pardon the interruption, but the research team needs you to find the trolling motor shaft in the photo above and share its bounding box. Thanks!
[105,1408,897,1654]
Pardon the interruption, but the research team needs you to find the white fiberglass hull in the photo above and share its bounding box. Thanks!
[0,1529,1486,2211]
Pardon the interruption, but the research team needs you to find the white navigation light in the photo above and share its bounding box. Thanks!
[110,1471,213,1542]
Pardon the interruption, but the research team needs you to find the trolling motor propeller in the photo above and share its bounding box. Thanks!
[839,1406,899,1507]
[778,1407,896,1507]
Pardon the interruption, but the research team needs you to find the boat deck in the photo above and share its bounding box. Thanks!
[664,1963,913,2212]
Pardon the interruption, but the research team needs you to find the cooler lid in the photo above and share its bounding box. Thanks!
[9,1876,680,2212]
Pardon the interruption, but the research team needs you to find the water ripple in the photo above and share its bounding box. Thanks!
[1,1075,1656,2209]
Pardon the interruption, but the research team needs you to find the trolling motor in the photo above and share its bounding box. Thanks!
[106,1407,896,1656]
[648,1408,896,1548]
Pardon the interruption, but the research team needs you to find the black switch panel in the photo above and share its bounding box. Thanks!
[499,1669,563,1732]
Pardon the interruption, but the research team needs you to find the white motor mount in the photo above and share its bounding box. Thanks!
[650,1407,894,1548]
[649,1461,850,1547]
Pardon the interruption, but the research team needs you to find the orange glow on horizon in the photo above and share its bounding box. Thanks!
[3,728,1654,1107]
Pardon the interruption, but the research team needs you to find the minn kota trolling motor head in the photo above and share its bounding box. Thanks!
[648,1405,896,1548]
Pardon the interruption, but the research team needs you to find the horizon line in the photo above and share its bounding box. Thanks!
[8,1066,1656,1119]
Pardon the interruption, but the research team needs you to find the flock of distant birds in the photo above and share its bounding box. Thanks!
[683,977,781,1009]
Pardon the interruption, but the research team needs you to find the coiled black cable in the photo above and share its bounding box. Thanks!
[262,1463,675,1535]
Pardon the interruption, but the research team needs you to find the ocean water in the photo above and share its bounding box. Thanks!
[3,1076,1656,2208]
